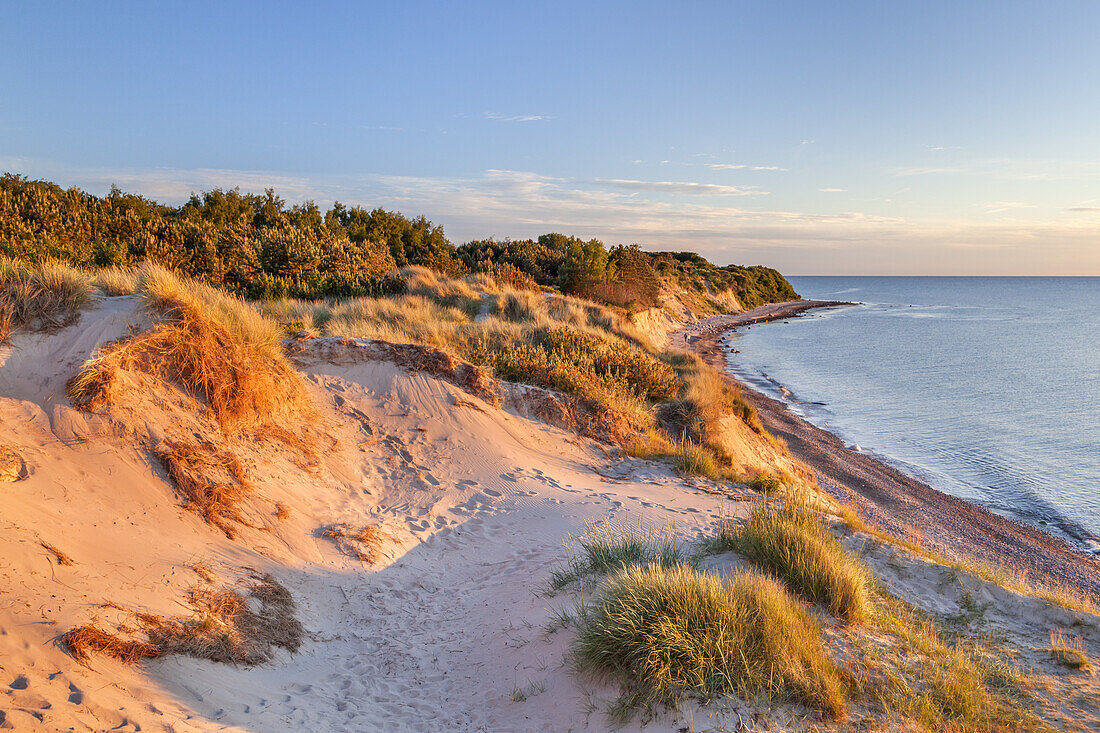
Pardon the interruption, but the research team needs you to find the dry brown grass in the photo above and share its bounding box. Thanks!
[63,573,302,667]
[39,541,74,566]
[154,439,253,538]
[274,502,291,521]
[69,265,312,429]
[0,258,93,342]
[62,625,160,664]
[322,523,384,563]
[190,560,218,584]
[1049,628,1093,673]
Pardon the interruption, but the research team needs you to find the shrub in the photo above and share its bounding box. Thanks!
[572,564,847,721]
[713,497,872,623]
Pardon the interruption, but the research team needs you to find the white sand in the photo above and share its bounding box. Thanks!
[1,299,1096,731]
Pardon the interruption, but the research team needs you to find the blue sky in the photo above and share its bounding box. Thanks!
[2,1,1098,274]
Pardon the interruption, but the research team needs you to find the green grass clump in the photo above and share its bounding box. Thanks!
[673,439,721,480]
[572,563,847,721]
[548,522,685,590]
[469,324,679,404]
[711,497,872,623]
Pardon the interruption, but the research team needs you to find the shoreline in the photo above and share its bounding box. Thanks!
[670,300,1100,603]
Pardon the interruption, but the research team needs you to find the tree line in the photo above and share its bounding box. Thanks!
[0,173,797,308]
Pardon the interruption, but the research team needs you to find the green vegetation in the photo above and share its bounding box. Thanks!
[650,250,799,310]
[571,563,848,721]
[547,522,685,591]
[710,497,872,623]
[1,174,798,309]
[546,508,1049,729]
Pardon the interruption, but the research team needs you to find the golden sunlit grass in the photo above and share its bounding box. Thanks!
[69,264,313,430]
[571,563,849,722]
[1048,628,1093,673]
[862,594,1048,731]
[837,504,1100,617]
[695,502,1050,731]
[259,267,789,476]
[0,257,93,342]
[711,496,872,623]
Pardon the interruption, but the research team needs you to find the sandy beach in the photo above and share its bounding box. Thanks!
[672,300,1100,604]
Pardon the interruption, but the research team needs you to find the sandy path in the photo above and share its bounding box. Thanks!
[672,301,1100,604]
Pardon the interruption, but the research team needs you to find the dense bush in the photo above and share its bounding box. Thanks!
[1,173,798,308]
[651,250,798,308]
[0,175,410,298]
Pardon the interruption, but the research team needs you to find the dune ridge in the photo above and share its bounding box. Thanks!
[0,275,1097,731]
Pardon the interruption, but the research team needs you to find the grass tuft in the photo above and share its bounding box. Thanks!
[68,264,313,430]
[710,497,872,623]
[0,257,93,341]
[548,521,685,591]
[673,439,720,480]
[1049,628,1093,673]
[572,563,848,721]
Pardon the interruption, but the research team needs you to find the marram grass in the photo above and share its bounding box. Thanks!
[710,496,872,623]
[571,563,848,721]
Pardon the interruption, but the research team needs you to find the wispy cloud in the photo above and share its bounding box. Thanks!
[894,158,1100,181]
[3,157,1097,274]
[591,178,764,196]
[703,163,788,171]
[983,201,1038,214]
[483,112,552,122]
[893,166,969,177]
[818,188,847,193]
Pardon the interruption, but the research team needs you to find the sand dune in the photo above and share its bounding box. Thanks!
[1,298,1097,731]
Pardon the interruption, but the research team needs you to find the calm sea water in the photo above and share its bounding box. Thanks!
[725,277,1100,547]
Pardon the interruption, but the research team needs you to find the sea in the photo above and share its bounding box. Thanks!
[724,277,1100,549]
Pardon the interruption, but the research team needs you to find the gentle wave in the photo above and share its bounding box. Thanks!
[727,276,1100,548]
